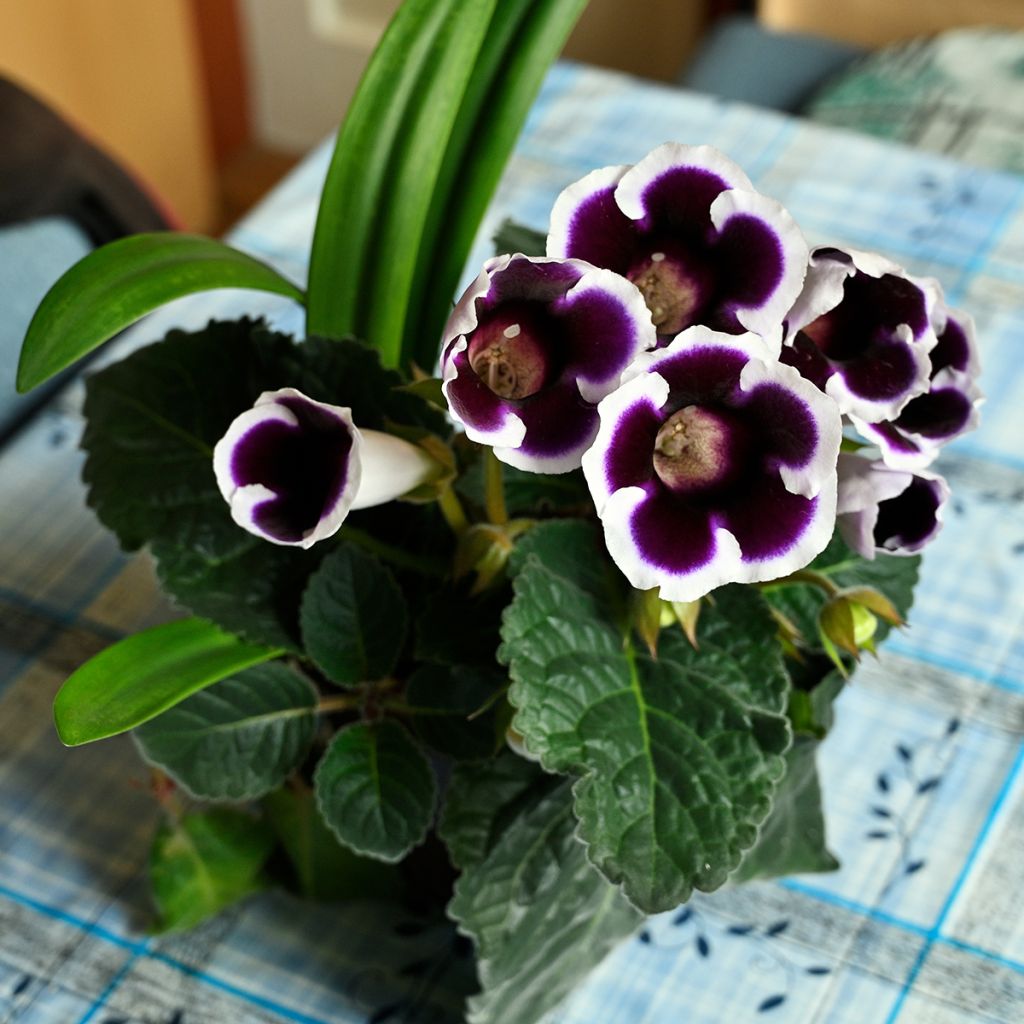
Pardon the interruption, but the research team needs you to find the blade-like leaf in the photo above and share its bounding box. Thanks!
[731,736,839,883]
[314,720,436,862]
[149,808,275,933]
[133,664,318,800]
[408,0,590,370]
[305,0,497,362]
[263,786,397,901]
[54,618,282,747]
[300,545,408,687]
[501,521,791,913]
[449,773,641,1024]
[17,234,303,392]
[491,218,547,260]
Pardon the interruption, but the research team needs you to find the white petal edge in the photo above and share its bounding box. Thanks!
[581,370,672,513]
[547,163,631,257]
[709,188,808,345]
[614,142,754,222]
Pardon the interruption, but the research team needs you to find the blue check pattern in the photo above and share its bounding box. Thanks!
[2,62,1023,1023]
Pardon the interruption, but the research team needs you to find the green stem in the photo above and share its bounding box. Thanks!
[438,485,469,535]
[337,525,446,577]
[483,448,508,525]
[318,694,360,714]
[770,568,841,597]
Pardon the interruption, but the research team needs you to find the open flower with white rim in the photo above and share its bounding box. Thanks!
[547,142,808,347]
[440,253,656,473]
[213,387,437,548]
[853,304,982,468]
[582,326,842,601]
[836,453,950,558]
[782,246,938,423]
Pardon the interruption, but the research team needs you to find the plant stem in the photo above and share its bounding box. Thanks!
[484,448,508,525]
[768,568,840,597]
[438,485,469,535]
[337,525,446,577]
[317,693,360,714]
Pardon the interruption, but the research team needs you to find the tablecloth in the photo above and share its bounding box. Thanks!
[2,61,1023,1024]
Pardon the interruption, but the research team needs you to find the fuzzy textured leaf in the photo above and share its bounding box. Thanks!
[301,546,408,687]
[150,809,275,933]
[81,320,441,648]
[731,736,839,883]
[501,521,791,913]
[315,721,436,862]
[54,618,281,746]
[263,786,397,901]
[17,234,302,392]
[134,664,317,800]
[449,775,641,1024]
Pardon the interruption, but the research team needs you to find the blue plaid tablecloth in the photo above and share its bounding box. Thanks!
[2,61,1024,1024]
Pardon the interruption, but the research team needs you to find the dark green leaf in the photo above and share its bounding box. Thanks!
[301,545,408,687]
[263,786,397,901]
[18,234,303,392]
[457,461,591,517]
[409,0,590,369]
[405,663,506,759]
[765,534,920,653]
[501,521,791,913]
[491,218,547,258]
[133,664,317,799]
[149,808,275,932]
[306,0,498,364]
[315,721,436,862]
[414,582,506,667]
[82,320,440,649]
[449,777,641,1024]
[731,736,839,884]
[54,618,281,747]
[438,752,552,870]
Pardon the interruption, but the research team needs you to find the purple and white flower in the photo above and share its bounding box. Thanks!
[853,305,982,468]
[782,247,938,423]
[547,143,808,346]
[213,388,436,548]
[582,327,842,601]
[440,253,656,473]
[836,453,949,558]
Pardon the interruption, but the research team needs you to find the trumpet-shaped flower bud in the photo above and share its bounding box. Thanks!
[836,453,949,558]
[547,143,808,345]
[582,327,842,601]
[213,388,437,548]
[853,305,982,468]
[441,253,656,473]
[782,247,938,423]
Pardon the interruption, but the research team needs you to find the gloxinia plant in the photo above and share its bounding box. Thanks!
[15,3,982,1023]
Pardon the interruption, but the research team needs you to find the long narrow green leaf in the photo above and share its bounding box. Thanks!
[17,234,304,393]
[305,0,497,361]
[408,0,589,370]
[53,617,283,746]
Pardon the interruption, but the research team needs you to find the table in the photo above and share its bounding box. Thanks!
[2,60,1024,1024]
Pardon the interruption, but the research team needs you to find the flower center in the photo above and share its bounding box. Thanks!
[628,251,708,335]
[468,322,549,400]
[652,405,746,494]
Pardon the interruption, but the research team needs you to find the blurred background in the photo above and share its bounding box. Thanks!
[4,0,1024,236]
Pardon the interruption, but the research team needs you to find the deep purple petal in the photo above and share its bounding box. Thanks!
[930,315,971,375]
[859,419,926,461]
[603,398,663,493]
[484,257,583,309]
[717,473,818,562]
[630,487,717,574]
[738,382,819,469]
[513,381,599,459]
[647,345,747,405]
[713,214,785,312]
[780,335,833,392]
[445,349,519,433]
[894,387,973,440]
[559,280,646,383]
[637,166,730,240]
[836,336,921,403]
[562,184,638,274]
[875,476,943,551]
